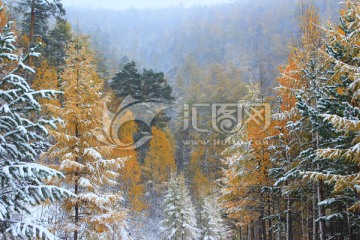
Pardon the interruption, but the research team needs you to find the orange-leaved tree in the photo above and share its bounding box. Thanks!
[45,37,128,239]
[143,127,176,187]
[112,108,145,212]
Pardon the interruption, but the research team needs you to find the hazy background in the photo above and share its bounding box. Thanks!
[62,0,233,10]
[67,0,338,87]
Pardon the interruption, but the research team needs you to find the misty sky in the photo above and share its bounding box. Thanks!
[62,0,233,10]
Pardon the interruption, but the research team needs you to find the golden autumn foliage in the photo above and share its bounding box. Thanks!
[32,60,60,108]
[224,109,278,227]
[246,124,273,187]
[0,1,8,29]
[220,129,258,227]
[274,4,323,117]
[45,37,127,238]
[297,4,322,51]
[277,55,302,114]
[143,127,176,187]
[111,108,146,212]
[192,167,211,197]
[270,5,324,178]
[188,142,222,200]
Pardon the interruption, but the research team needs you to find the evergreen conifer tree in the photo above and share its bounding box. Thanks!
[161,174,200,240]
[200,196,227,240]
[0,4,73,238]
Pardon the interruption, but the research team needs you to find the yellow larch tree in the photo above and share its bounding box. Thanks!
[111,107,145,212]
[188,145,218,201]
[31,60,60,109]
[45,37,128,239]
[143,127,176,188]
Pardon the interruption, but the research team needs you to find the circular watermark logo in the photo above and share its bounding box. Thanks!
[94,95,172,150]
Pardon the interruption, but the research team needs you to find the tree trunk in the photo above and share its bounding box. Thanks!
[318,180,325,240]
[251,223,255,240]
[276,200,281,240]
[313,185,317,240]
[301,194,306,239]
[308,210,311,240]
[74,82,80,240]
[29,0,35,46]
[74,176,79,240]
[345,203,351,240]
[286,195,293,240]
[268,200,273,240]
[258,218,262,240]
[262,212,267,240]
[247,224,250,240]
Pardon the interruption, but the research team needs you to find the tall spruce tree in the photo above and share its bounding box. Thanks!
[302,0,360,237]
[269,5,327,239]
[0,3,73,238]
[274,1,360,238]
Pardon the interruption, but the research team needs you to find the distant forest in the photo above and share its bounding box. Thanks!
[67,0,339,92]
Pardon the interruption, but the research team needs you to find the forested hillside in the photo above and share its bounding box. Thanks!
[67,0,339,88]
[0,0,359,239]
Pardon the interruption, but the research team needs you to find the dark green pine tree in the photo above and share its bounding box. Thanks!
[303,1,360,237]
[109,61,175,162]
[109,61,174,103]
[274,54,331,240]
[109,61,174,131]
[294,57,360,238]
[43,19,72,70]
[16,0,65,45]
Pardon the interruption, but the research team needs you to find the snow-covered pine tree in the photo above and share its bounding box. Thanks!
[161,173,200,240]
[45,37,129,239]
[316,1,360,202]
[280,1,360,237]
[200,196,227,240]
[308,0,360,218]
[0,2,73,239]
[268,5,329,239]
